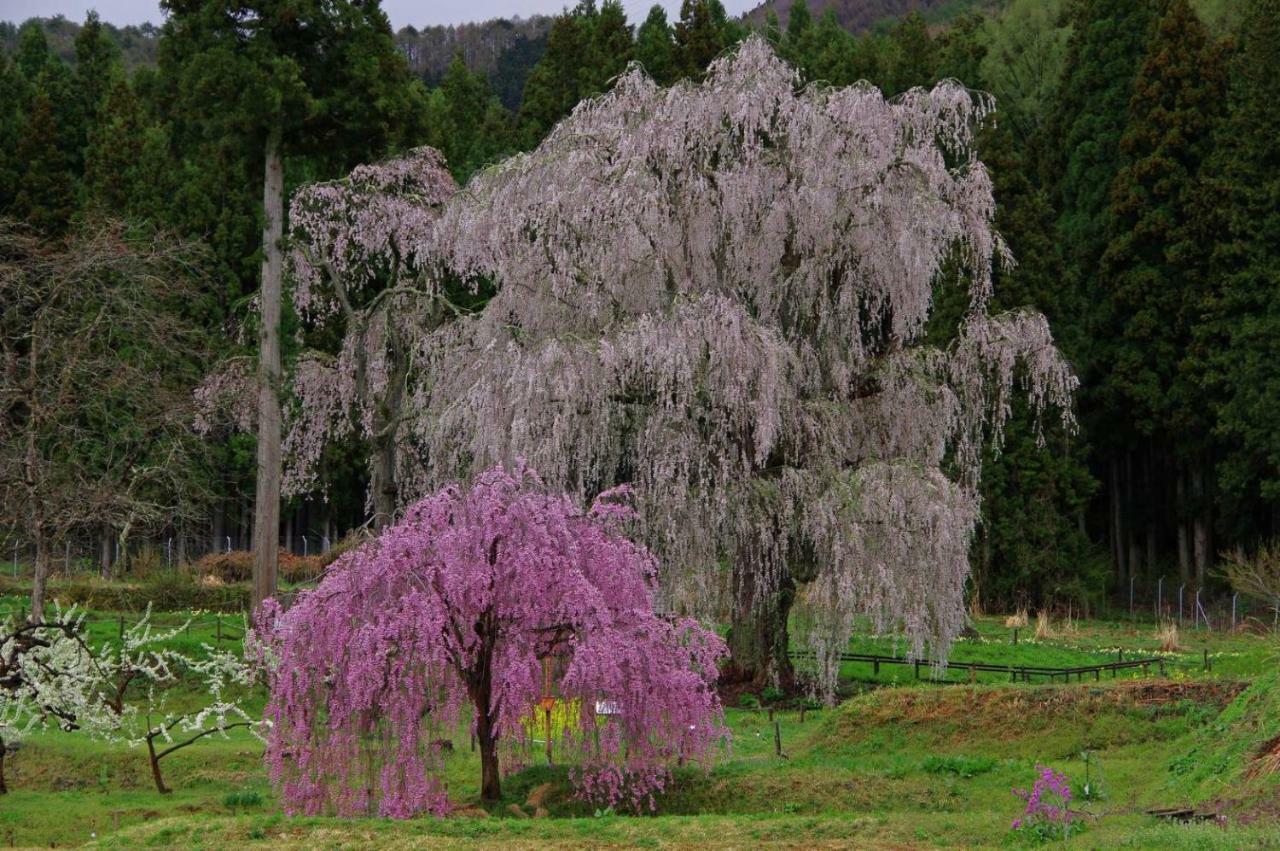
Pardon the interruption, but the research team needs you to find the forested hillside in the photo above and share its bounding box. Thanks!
[3,0,1280,615]
[742,0,985,32]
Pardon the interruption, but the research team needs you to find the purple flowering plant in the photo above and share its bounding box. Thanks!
[1011,764,1081,841]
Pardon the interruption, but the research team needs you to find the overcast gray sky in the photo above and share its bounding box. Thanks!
[1,0,760,28]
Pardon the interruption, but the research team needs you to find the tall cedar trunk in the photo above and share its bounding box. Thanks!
[29,529,50,622]
[252,127,284,622]
[1125,452,1139,580]
[1176,463,1191,581]
[727,545,796,690]
[211,499,225,553]
[1110,457,1126,584]
[99,526,113,578]
[1145,448,1156,571]
[1192,460,1210,585]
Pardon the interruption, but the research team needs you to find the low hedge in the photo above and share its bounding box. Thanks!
[0,573,250,613]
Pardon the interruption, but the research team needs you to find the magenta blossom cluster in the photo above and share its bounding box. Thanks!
[1011,764,1075,832]
[254,464,728,817]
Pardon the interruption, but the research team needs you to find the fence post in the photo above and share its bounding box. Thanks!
[774,720,782,758]
[1203,649,1209,672]
[1012,627,1018,646]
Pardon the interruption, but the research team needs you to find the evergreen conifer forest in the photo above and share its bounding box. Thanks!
[2,1,1279,847]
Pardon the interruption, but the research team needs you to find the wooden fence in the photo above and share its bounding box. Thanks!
[790,649,1169,684]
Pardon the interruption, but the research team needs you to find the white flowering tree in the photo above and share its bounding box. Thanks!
[0,606,258,795]
[404,38,1076,694]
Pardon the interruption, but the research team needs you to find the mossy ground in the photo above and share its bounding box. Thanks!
[2,601,1277,849]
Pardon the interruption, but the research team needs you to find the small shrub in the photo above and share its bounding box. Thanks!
[191,550,254,583]
[223,790,263,809]
[737,693,761,710]
[921,755,997,778]
[1004,609,1028,629]
[126,546,165,578]
[191,548,326,584]
[1155,620,1181,652]
[761,685,785,703]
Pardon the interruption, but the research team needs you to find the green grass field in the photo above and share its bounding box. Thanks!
[3,598,1277,849]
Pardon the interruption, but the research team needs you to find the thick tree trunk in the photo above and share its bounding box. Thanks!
[1191,461,1210,586]
[475,699,501,802]
[469,645,501,802]
[29,529,51,622]
[1176,465,1191,582]
[370,437,397,531]
[726,547,796,690]
[252,127,284,623]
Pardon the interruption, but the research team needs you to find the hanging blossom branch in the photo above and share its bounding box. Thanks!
[193,148,461,524]
[407,37,1076,696]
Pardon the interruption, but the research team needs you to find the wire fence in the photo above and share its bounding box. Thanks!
[0,532,338,579]
[2,532,1278,634]
[1097,574,1280,634]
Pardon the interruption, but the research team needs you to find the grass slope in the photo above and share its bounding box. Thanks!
[2,608,1276,848]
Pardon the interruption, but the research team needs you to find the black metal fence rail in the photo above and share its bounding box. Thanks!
[790,650,1168,684]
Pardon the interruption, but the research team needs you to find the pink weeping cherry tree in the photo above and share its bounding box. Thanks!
[254,464,727,816]
[405,37,1077,695]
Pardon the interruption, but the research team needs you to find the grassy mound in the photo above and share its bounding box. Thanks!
[810,680,1246,762]
[1168,667,1280,818]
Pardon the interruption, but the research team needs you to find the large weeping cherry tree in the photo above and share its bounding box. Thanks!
[399,37,1077,695]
